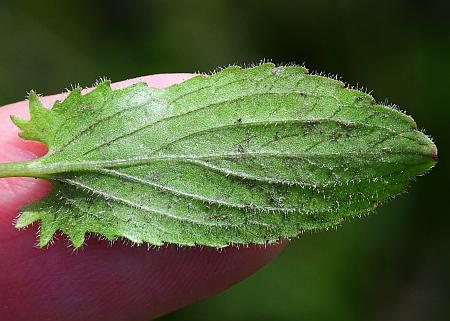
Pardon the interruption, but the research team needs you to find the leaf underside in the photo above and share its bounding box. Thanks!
[7,63,437,248]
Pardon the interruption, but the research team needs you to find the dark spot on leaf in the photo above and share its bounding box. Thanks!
[274,131,281,141]
[330,130,341,141]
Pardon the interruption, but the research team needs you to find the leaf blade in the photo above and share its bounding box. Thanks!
[6,63,437,248]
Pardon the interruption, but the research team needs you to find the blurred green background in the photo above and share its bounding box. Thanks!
[1,0,449,320]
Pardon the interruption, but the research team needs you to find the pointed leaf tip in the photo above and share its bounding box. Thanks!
[68,232,86,249]
[432,144,439,161]
[15,210,41,229]
[28,91,46,117]
[94,79,112,91]
[66,87,82,100]
[10,115,28,130]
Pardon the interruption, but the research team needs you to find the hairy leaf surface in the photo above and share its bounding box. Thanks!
[0,64,437,248]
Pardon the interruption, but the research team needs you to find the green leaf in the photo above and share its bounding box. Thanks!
[0,64,438,248]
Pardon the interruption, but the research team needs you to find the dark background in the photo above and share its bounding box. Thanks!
[1,0,449,320]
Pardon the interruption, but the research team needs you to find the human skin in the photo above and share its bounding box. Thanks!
[0,74,284,321]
